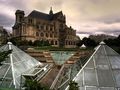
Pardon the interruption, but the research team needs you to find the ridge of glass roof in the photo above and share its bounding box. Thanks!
[65,42,120,90]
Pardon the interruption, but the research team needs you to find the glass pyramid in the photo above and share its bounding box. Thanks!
[50,51,75,65]
[0,42,43,89]
[66,41,120,90]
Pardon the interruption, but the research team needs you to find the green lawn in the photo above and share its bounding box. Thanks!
[34,46,94,51]
[0,88,15,90]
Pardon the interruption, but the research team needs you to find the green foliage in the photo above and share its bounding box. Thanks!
[28,40,33,46]
[76,39,82,47]
[9,37,17,45]
[0,50,12,65]
[9,38,32,46]
[24,79,49,90]
[82,37,98,47]
[0,88,15,90]
[69,81,79,90]
[33,40,50,47]
[104,35,120,47]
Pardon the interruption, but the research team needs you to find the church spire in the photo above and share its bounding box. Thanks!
[49,7,53,15]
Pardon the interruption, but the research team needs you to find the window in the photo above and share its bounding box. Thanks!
[46,33,48,37]
[28,18,32,24]
[36,32,39,36]
[19,16,22,22]
[40,33,44,37]
[50,33,52,38]
[50,27,53,31]
[55,41,58,45]
[36,25,39,29]
[46,26,48,30]
[41,25,44,30]
[51,40,54,45]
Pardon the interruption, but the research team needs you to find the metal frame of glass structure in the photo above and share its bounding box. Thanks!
[65,41,120,90]
[0,42,49,89]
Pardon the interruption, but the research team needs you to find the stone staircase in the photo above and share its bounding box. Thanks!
[26,50,54,63]
[43,51,54,63]
[66,50,92,64]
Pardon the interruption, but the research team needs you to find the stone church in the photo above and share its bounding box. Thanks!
[12,8,78,48]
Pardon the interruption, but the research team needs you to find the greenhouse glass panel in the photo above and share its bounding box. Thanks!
[65,41,120,90]
[79,87,85,90]
[84,69,97,86]
[99,87,115,90]
[50,51,75,65]
[86,86,98,90]
[75,70,83,86]
[97,69,114,87]
[113,70,120,87]
[0,42,48,89]
[85,57,94,69]
[109,56,120,69]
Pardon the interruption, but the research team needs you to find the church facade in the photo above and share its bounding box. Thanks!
[12,8,78,48]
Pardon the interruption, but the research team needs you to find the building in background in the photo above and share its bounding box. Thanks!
[0,26,8,45]
[89,34,116,42]
[12,8,78,48]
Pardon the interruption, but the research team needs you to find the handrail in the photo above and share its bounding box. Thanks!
[50,64,65,89]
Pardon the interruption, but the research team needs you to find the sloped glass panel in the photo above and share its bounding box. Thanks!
[86,86,98,90]
[75,70,83,87]
[99,87,115,90]
[51,51,75,65]
[0,45,9,51]
[79,87,85,90]
[0,42,45,89]
[65,42,120,90]
[85,57,94,69]
[109,56,120,69]
[113,70,120,87]
[84,69,97,86]
[105,45,119,56]
[97,69,114,87]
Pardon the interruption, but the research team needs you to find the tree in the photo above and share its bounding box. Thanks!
[33,40,41,46]
[82,37,97,47]
[0,50,12,65]
[9,37,17,45]
[33,40,51,47]
[76,39,82,47]
[20,40,29,46]
[69,81,79,90]
[24,79,49,90]
[28,40,33,46]
[43,40,50,46]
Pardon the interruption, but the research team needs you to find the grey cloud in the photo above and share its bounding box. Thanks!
[77,31,93,34]
[90,28,120,36]
[94,15,120,24]
[102,29,120,33]
[0,13,14,28]
[0,0,27,9]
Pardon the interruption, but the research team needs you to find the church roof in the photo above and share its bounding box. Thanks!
[28,10,50,20]
[28,10,63,20]
[53,11,63,19]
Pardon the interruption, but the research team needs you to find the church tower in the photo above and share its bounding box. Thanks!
[49,7,53,20]
[15,10,25,24]
[49,7,53,15]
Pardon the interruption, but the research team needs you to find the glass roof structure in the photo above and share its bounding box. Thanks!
[66,41,120,90]
[0,42,45,89]
[50,51,75,65]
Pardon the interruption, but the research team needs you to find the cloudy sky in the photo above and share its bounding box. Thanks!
[0,0,120,38]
